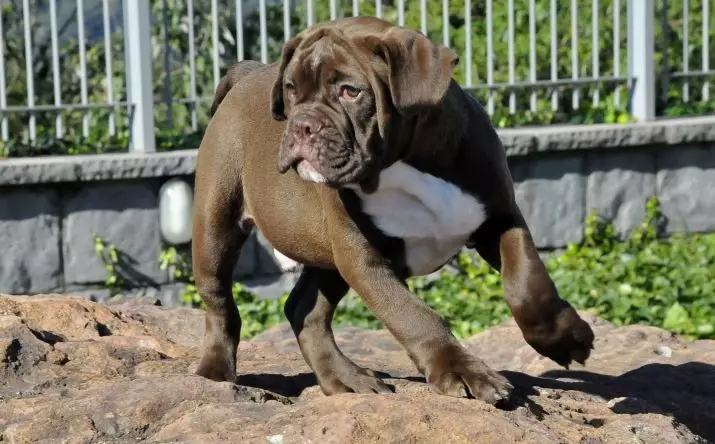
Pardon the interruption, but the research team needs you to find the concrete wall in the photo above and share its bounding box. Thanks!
[1,116,715,305]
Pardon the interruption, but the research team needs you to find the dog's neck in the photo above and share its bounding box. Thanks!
[396,84,469,177]
[357,83,488,195]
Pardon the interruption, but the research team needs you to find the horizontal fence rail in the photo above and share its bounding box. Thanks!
[0,0,712,156]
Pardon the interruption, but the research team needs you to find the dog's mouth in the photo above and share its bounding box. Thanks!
[294,159,328,183]
[278,131,369,187]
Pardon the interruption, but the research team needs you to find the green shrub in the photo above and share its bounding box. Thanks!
[158,197,713,341]
[547,197,715,339]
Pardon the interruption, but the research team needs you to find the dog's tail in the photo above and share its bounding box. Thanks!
[210,60,266,117]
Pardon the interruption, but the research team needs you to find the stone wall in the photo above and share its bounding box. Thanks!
[1,116,714,305]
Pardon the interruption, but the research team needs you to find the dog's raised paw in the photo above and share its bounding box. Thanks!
[523,305,595,369]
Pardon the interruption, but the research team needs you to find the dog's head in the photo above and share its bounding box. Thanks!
[270,17,458,190]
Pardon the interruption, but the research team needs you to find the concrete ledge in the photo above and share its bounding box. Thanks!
[499,115,715,156]
[0,150,197,186]
[2,116,715,186]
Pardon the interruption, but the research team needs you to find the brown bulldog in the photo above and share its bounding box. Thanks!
[192,16,594,404]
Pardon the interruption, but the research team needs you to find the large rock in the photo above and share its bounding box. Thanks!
[0,188,62,293]
[0,293,713,443]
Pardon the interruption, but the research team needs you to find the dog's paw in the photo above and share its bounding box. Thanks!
[195,345,237,382]
[522,303,595,368]
[319,361,393,395]
[425,345,513,405]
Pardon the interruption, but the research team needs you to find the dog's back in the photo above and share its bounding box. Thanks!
[210,60,267,117]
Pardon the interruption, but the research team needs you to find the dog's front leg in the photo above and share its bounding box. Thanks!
[468,209,595,368]
[322,190,513,405]
[284,266,392,395]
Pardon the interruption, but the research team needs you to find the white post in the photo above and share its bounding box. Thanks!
[627,0,656,121]
[123,0,155,152]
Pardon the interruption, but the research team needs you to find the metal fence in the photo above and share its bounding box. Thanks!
[0,0,713,155]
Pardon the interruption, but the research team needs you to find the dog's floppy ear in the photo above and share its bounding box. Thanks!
[362,28,459,113]
[270,36,302,121]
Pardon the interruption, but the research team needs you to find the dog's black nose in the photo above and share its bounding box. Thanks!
[293,115,322,139]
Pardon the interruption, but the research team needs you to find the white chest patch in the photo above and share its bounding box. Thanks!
[347,161,487,276]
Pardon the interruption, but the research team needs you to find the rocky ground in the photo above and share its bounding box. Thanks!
[1,293,714,444]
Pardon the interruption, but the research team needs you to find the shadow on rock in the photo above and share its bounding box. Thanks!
[503,361,715,442]
[237,372,318,398]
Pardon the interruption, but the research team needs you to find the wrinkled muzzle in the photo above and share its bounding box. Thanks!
[277,111,367,186]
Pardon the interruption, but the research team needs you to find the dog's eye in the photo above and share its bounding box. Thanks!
[284,82,295,95]
[340,85,361,100]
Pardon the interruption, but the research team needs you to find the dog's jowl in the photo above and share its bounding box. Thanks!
[191,16,595,404]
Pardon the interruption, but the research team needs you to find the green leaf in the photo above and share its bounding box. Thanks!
[663,302,690,331]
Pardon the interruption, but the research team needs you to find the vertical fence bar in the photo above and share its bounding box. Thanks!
[330,0,337,20]
[661,0,670,105]
[353,0,359,17]
[442,0,449,47]
[0,3,7,141]
[420,0,427,35]
[77,0,89,137]
[702,0,709,101]
[307,0,314,26]
[211,0,220,88]
[162,0,173,129]
[614,0,621,107]
[22,0,35,141]
[102,0,115,136]
[50,0,63,138]
[682,0,689,102]
[465,0,473,90]
[283,0,291,42]
[123,0,156,152]
[486,0,493,114]
[508,0,516,114]
[529,0,537,112]
[550,0,558,111]
[188,0,197,129]
[627,0,655,121]
[259,0,268,63]
[236,0,244,61]
[571,0,579,109]
[398,0,405,26]
[376,0,382,19]
[592,0,600,107]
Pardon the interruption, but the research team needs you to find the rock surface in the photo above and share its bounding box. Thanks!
[1,293,714,443]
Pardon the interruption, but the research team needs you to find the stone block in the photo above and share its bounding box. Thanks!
[0,187,62,293]
[657,146,715,234]
[586,150,657,238]
[514,154,585,249]
[507,156,530,183]
[62,180,167,286]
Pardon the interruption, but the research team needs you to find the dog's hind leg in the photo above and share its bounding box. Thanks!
[192,170,248,383]
[284,266,392,395]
